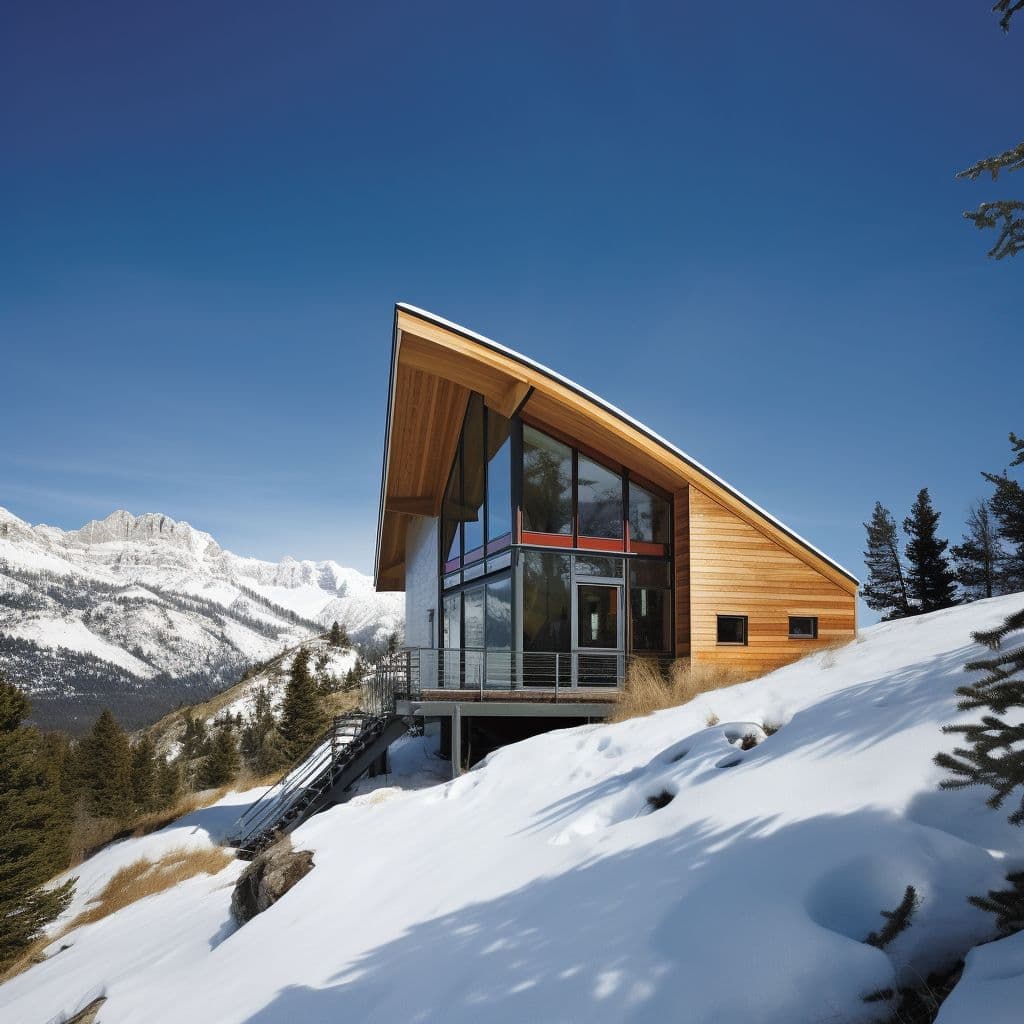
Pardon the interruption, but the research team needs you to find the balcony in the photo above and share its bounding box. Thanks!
[363,647,674,716]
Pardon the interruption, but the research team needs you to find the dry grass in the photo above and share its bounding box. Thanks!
[610,658,756,723]
[0,933,60,985]
[69,846,234,930]
[66,787,231,867]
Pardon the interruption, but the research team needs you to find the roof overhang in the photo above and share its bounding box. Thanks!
[375,304,859,594]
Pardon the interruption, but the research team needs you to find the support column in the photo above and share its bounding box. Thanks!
[451,705,462,779]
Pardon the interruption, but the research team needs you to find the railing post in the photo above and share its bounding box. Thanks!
[554,653,559,701]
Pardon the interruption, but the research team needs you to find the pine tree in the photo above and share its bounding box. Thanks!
[181,711,209,762]
[936,606,1024,935]
[79,709,133,821]
[240,685,285,775]
[955,7,1023,259]
[984,433,1024,592]
[904,488,958,613]
[952,500,1002,601]
[328,620,348,647]
[0,673,74,969]
[202,723,239,789]
[278,648,326,761]
[936,606,1024,822]
[130,734,159,814]
[862,502,911,619]
[155,756,182,808]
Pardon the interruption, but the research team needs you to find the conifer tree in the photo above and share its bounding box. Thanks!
[241,685,285,775]
[79,709,133,821]
[202,723,239,788]
[956,6,1023,259]
[862,502,911,619]
[0,674,74,969]
[155,755,182,808]
[181,711,209,762]
[130,734,159,814]
[984,433,1024,592]
[328,620,348,647]
[952,500,1002,601]
[278,648,326,761]
[904,488,958,613]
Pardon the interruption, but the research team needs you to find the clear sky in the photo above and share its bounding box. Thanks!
[2,2,1021,623]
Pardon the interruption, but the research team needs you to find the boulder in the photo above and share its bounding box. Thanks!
[231,838,314,925]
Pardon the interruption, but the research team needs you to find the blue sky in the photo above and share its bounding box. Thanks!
[2,2,1021,622]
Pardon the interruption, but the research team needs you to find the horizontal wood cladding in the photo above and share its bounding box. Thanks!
[688,487,856,671]
[674,487,691,657]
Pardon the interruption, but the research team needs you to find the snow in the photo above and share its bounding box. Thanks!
[4,595,1024,1023]
[6,618,158,678]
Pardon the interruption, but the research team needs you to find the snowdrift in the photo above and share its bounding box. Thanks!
[4,595,1024,1023]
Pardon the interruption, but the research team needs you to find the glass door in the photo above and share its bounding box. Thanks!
[575,582,623,686]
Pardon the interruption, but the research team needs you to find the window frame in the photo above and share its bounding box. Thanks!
[788,615,819,640]
[716,614,749,646]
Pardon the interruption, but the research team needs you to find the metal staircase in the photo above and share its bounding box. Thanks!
[227,710,408,859]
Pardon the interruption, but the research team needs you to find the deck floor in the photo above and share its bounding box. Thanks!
[417,688,619,704]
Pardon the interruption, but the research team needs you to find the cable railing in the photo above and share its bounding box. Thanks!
[363,647,675,712]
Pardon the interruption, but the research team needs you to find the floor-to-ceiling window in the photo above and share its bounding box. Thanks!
[440,394,513,687]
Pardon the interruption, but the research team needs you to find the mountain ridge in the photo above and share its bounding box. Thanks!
[0,506,402,732]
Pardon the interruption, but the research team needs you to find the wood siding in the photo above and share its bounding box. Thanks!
[688,487,856,672]
[674,487,691,657]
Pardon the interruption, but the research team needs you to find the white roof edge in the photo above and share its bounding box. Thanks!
[396,302,859,586]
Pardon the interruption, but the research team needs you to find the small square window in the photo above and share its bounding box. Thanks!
[716,615,748,645]
[789,616,819,639]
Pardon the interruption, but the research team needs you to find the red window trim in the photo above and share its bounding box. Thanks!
[629,541,668,557]
[577,535,626,552]
[521,531,573,548]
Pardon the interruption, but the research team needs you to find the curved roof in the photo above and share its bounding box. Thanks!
[375,304,859,593]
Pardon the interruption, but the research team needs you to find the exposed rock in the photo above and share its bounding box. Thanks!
[231,838,314,925]
[66,995,106,1023]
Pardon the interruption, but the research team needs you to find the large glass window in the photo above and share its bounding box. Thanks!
[462,396,486,562]
[441,449,462,572]
[522,550,571,652]
[485,575,512,686]
[630,560,672,653]
[486,408,512,549]
[442,591,461,687]
[523,426,572,535]
[629,481,671,546]
[577,455,623,539]
[577,584,619,649]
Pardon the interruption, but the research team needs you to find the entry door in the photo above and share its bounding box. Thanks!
[575,583,623,686]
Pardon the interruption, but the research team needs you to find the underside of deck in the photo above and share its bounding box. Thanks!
[418,687,618,704]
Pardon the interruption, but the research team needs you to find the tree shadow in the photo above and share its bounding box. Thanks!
[237,810,966,1024]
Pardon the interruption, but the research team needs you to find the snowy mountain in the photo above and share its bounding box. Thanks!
[5,594,1024,1023]
[0,507,403,731]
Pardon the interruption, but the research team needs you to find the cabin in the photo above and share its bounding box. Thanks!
[374,304,858,774]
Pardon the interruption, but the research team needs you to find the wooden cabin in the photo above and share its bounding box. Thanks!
[374,304,857,772]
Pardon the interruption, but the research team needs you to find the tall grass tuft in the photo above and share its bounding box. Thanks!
[610,658,756,723]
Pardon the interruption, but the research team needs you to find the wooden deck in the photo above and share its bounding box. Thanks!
[418,687,619,704]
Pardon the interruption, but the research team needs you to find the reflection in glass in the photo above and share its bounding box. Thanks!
[442,591,460,687]
[522,550,571,652]
[628,482,671,545]
[485,575,512,687]
[462,396,486,561]
[629,560,672,653]
[577,456,623,538]
[577,584,619,649]
[441,449,462,571]
[523,426,572,535]
[463,586,485,686]
[574,555,624,579]
[487,408,512,548]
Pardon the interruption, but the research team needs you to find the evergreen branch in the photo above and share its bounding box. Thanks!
[957,142,1024,182]
[994,0,1024,32]
[962,199,1024,260]
[865,885,919,949]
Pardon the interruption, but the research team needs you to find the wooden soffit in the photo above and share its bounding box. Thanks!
[375,306,858,595]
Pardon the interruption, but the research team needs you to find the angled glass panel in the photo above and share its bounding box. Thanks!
[522,426,572,535]
[628,481,671,545]
[578,455,623,539]
[441,447,462,572]
[486,407,512,548]
[462,395,486,562]
[522,550,571,653]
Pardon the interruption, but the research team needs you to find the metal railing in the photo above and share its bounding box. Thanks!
[362,648,676,712]
[228,710,386,855]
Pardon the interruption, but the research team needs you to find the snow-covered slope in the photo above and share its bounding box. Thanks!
[5,595,1024,1023]
[0,507,402,730]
